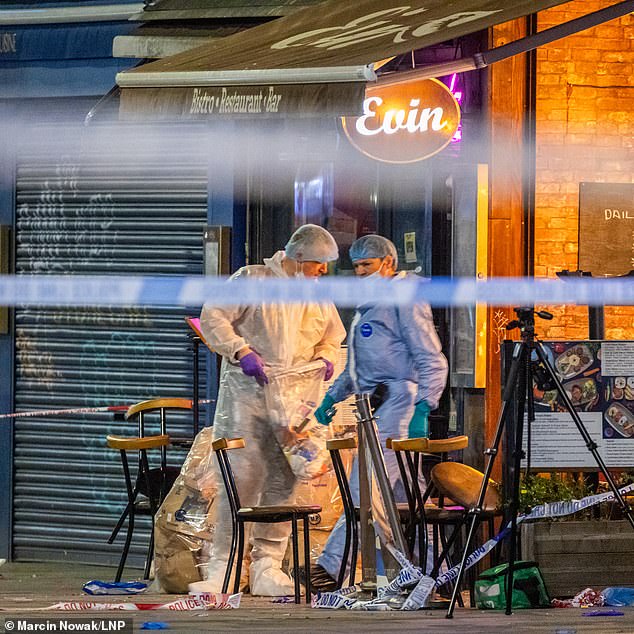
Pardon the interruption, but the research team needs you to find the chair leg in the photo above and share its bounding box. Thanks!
[431,522,462,578]
[114,451,137,583]
[233,521,245,595]
[337,513,352,590]
[108,502,130,544]
[441,523,467,608]
[115,500,134,582]
[291,515,301,604]
[349,515,358,587]
[303,516,311,603]
[223,514,239,594]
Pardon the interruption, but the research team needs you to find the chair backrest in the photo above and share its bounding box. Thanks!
[106,433,172,509]
[389,436,469,454]
[125,398,193,437]
[326,436,357,452]
[106,434,170,452]
[389,435,470,513]
[212,437,245,513]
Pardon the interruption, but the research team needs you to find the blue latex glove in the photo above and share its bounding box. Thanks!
[320,358,335,381]
[314,394,336,425]
[408,400,431,438]
[239,350,269,386]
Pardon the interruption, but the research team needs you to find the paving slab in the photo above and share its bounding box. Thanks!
[1,562,633,633]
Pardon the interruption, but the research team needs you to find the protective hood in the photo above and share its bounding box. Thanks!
[263,250,288,278]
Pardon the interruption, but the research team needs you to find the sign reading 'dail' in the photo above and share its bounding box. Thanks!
[342,78,460,164]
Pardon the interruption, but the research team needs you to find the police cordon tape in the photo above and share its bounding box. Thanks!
[0,274,633,307]
[0,399,214,420]
[433,481,634,588]
[314,482,634,610]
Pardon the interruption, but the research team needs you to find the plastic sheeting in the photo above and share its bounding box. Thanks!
[154,427,217,593]
[264,360,331,481]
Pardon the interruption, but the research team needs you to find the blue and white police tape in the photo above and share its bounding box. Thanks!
[0,274,633,307]
[434,481,634,588]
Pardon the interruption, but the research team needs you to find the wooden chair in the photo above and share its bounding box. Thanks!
[429,461,503,604]
[212,437,321,604]
[387,436,473,605]
[106,433,170,581]
[326,436,359,588]
[327,437,416,589]
[106,398,193,581]
[388,436,469,568]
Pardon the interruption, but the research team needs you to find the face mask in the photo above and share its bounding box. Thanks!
[366,259,386,279]
[294,260,323,280]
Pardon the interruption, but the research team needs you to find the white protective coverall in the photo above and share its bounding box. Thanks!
[199,250,345,595]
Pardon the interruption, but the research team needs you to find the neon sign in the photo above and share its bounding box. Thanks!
[342,78,460,164]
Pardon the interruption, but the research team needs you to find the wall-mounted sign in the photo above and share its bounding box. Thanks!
[120,82,366,120]
[341,78,460,164]
[578,182,634,276]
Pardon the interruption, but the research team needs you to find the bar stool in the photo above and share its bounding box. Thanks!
[106,434,170,581]
[107,398,193,580]
[327,437,413,588]
[388,436,469,570]
[212,437,321,604]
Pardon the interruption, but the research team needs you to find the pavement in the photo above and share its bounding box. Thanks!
[1,562,633,633]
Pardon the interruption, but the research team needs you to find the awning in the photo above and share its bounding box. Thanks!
[132,0,322,21]
[0,21,138,98]
[117,0,573,120]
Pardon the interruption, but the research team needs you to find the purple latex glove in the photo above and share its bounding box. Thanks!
[239,351,269,386]
[320,358,335,381]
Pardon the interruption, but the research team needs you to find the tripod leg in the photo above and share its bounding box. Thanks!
[535,342,634,530]
[505,343,530,615]
[446,342,528,618]
[506,399,526,613]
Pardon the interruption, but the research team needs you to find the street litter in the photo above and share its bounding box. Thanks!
[82,580,148,595]
[551,588,603,608]
[0,593,242,612]
[601,587,634,607]
[551,586,634,609]
[582,609,624,617]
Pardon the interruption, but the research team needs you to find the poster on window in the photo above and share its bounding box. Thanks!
[522,340,634,469]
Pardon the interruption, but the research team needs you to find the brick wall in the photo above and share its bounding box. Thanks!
[535,1,633,340]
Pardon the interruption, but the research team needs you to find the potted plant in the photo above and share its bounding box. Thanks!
[519,473,634,598]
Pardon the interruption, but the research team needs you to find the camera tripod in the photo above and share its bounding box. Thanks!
[445,307,634,618]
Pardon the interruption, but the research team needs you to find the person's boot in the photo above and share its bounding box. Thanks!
[249,557,294,596]
[298,563,338,592]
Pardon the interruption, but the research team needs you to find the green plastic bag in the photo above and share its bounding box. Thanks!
[474,561,550,610]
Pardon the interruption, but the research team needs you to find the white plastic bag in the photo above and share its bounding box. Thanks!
[264,361,331,481]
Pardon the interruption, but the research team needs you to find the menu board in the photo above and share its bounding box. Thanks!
[578,182,634,276]
[522,340,634,469]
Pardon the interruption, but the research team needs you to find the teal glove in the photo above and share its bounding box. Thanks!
[314,394,337,426]
[408,400,431,438]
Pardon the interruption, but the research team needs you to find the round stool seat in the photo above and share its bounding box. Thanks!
[431,462,501,513]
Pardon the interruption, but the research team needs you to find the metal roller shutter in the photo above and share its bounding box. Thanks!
[13,124,210,567]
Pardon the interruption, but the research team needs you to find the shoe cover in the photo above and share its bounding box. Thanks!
[188,558,226,594]
[249,557,294,596]
[189,557,248,594]
[188,578,224,594]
